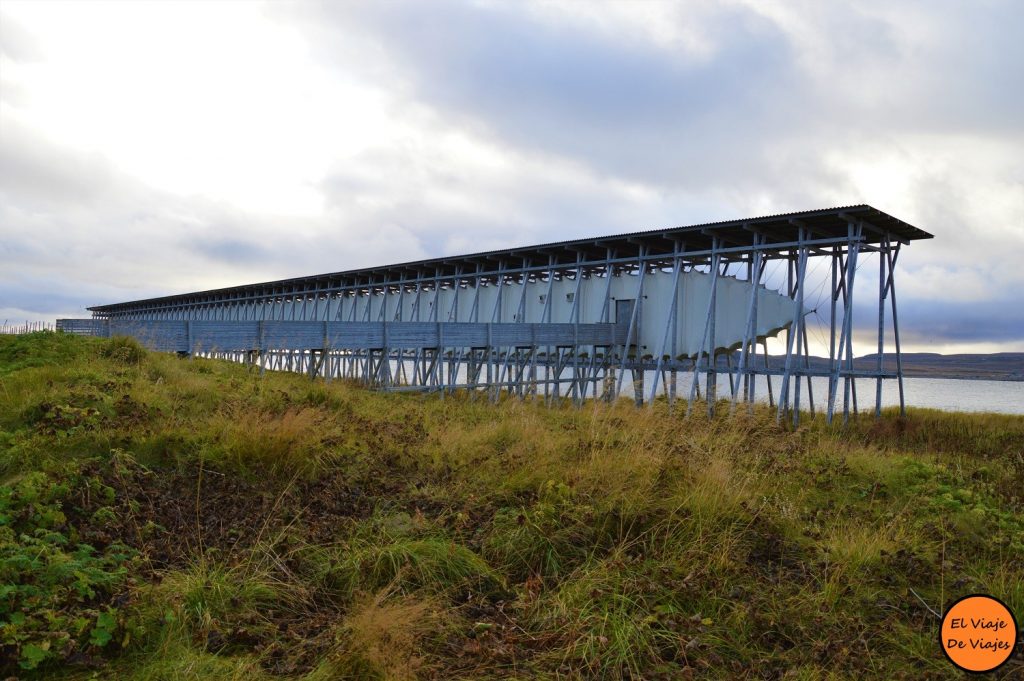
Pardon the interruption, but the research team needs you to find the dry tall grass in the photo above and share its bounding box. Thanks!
[1,332,1022,680]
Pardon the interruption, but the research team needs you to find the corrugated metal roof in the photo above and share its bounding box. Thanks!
[88,204,931,312]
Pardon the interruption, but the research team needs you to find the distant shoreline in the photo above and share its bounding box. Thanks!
[897,371,1022,382]
[740,351,1023,383]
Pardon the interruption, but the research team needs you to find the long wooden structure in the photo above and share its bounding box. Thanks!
[59,205,932,422]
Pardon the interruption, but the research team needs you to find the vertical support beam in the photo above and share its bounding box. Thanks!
[687,243,720,417]
[885,241,906,416]
[786,231,809,425]
[446,266,463,322]
[615,245,647,402]
[469,264,483,323]
[598,248,615,402]
[514,258,530,323]
[668,259,682,411]
[732,235,763,411]
[363,276,374,322]
[409,273,424,387]
[497,258,531,400]
[437,321,444,396]
[827,223,862,424]
[875,236,888,417]
[569,256,585,405]
[445,267,464,395]
[425,270,442,389]
[762,340,774,407]
[827,246,840,418]
[706,259,720,417]
[801,319,815,417]
[488,262,506,401]
[490,262,506,323]
[649,242,683,406]
[311,283,322,321]
[749,255,767,406]
[463,266,483,395]
[486,322,493,398]
[258,320,265,376]
[541,256,556,402]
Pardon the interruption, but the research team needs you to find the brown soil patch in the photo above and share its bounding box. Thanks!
[67,457,392,571]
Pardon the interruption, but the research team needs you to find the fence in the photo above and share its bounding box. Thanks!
[0,321,55,335]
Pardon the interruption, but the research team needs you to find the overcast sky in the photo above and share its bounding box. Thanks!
[1,0,1022,354]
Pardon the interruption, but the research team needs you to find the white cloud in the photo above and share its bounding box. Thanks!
[3,0,393,216]
[0,0,1021,351]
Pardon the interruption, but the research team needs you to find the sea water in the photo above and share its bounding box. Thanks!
[628,374,1024,415]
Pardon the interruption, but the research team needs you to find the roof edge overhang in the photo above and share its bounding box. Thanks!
[87,205,932,312]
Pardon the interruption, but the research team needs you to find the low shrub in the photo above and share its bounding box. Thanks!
[102,336,146,366]
[0,469,136,672]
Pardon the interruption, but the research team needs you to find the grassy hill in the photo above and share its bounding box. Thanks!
[1,332,1022,679]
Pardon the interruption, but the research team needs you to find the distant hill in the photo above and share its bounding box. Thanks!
[743,352,1024,381]
[858,352,1024,381]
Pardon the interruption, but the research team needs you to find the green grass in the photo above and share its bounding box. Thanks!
[0,331,1022,679]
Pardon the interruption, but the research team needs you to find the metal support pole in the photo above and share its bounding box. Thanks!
[649,243,683,406]
[615,246,647,402]
[732,237,763,411]
[707,258,721,417]
[886,242,906,416]
[827,224,862,424]
[687,243,720,416]
[875,237,887,417]
[779,231,808,425]
[568,254,585,405]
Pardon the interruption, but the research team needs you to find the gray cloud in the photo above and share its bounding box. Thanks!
[0,118,116,208]
[291,0,1024,349]
[295,1,1024,183]
[0,121,429,310]
[897,298,1024,344]
[297,1,808,188]
[2,0,1022,351]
